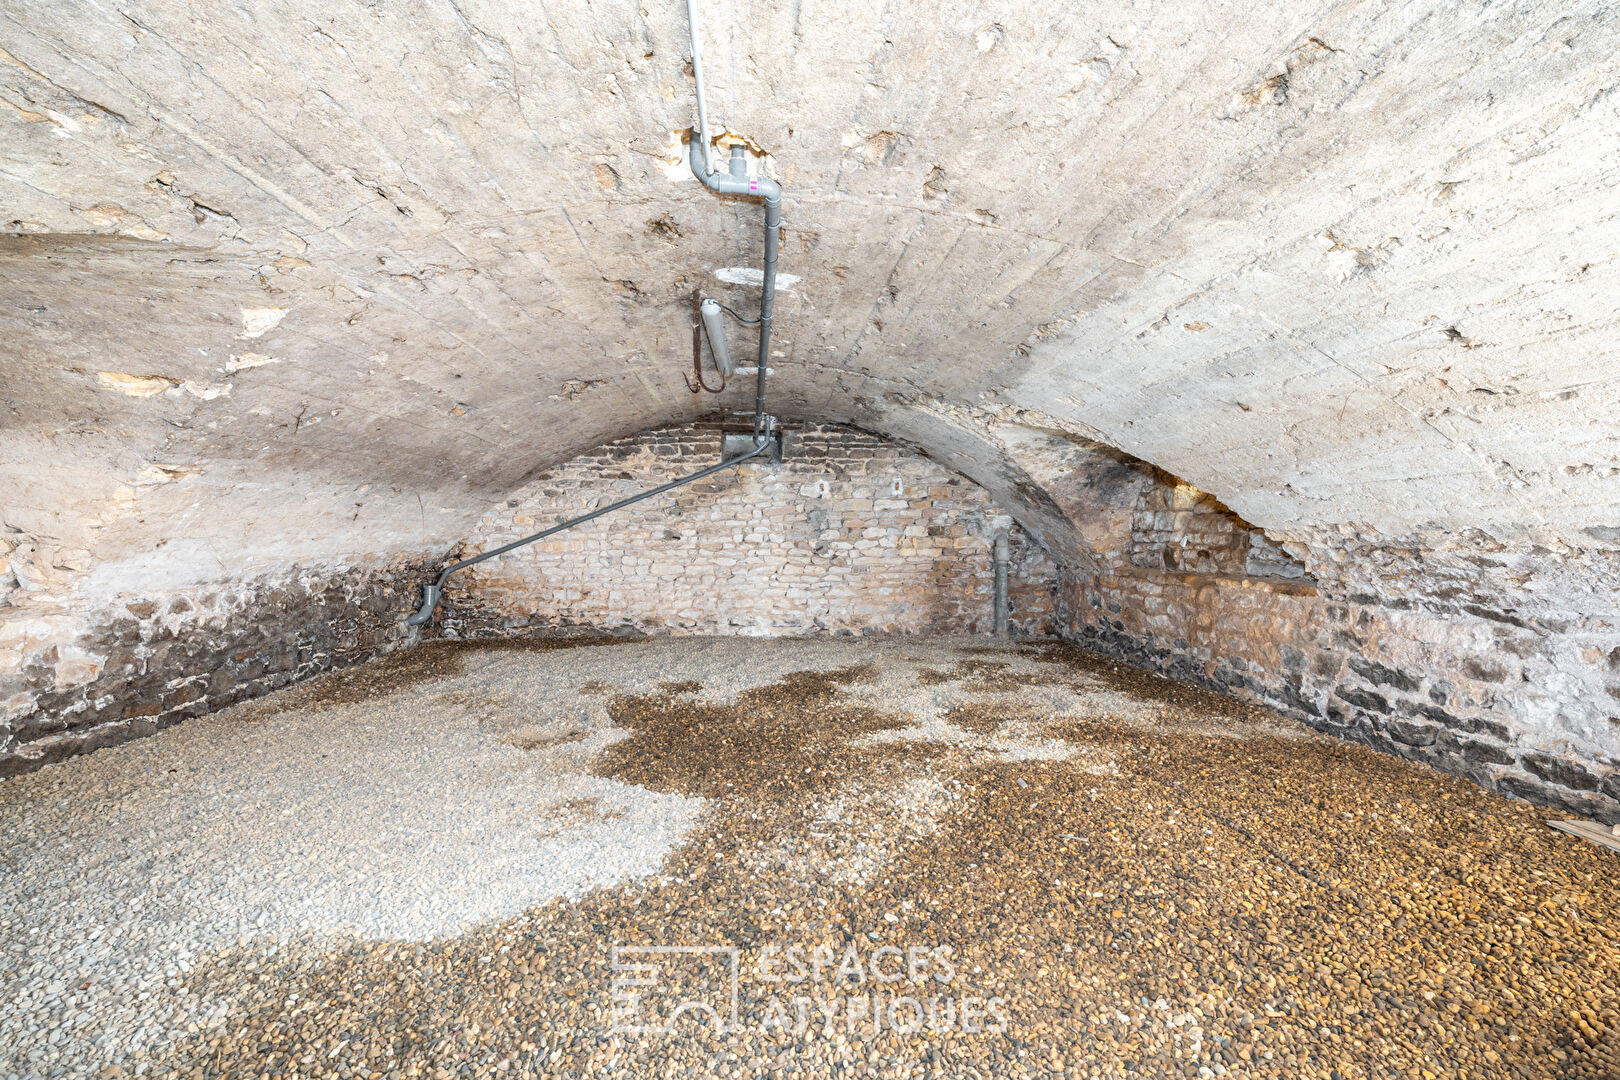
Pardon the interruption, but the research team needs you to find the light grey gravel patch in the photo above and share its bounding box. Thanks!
[0,643,706,1072]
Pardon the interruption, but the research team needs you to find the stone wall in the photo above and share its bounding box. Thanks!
[440,423,1056,638]
[1127,476,1307,580]
[1045,447,1620,824]
[0,562,420,777]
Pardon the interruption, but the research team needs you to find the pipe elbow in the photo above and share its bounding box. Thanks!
[687,129,782,200]
[754,177,782,203]
[687,128,710,184]
[683,127,722,191]
[406,583,441,627]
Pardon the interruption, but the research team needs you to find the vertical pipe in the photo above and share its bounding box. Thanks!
[755,194,780,438]
[685,0,712,175]
[684,0,781,444]
[993,532,1010,638]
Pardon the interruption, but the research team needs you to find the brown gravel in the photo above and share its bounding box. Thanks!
[23,639,1620,1080]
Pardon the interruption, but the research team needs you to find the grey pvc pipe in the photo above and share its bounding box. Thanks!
[688,137,781,440]
[405,438,771,627]
[756,185,780,439]
[406,1,781,632]
[993,532,1010,637]
[685,0,713,176]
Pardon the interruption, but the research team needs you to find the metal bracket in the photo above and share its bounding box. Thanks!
[722,413,784,464]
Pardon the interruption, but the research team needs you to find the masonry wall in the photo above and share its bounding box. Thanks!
[1049,455,1620,824]
[0,563,420,777]
[442,423,1057,638]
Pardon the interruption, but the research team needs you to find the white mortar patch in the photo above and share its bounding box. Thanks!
[225,352,279,373]
[238,307,286,339]
[97,371,175,397]
[180,380,231,400]
[714,267,801,289]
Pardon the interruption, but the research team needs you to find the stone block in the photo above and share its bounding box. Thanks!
[1497,774,1616,820]
[1334,686,1389,713]
[1435,730,1514,766]
[1388,718,1438,747]
[1348,657,1421,692]
[1519,751,1601,792]
[164,681,206,708]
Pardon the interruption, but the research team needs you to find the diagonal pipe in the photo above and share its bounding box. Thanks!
[405,438,770,626]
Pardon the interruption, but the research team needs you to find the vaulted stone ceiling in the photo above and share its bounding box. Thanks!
[3,0,1618,604]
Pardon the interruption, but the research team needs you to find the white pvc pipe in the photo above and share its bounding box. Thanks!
[686,0,713,175]
[699,298,734,376]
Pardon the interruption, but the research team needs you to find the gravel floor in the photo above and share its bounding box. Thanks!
[1,636,1615,1080]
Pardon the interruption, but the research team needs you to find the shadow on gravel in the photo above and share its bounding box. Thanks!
[295,633,645,708]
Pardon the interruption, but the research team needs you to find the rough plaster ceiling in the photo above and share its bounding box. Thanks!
[2,0,1618,605]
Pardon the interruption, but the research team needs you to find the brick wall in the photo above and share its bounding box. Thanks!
[0,562,420,777]
[441,423,1056,638]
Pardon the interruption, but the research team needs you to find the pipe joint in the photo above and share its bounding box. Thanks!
[688,129,781,201]
[406,582,442,628]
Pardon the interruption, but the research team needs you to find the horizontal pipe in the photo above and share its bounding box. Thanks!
[406,438,771,627]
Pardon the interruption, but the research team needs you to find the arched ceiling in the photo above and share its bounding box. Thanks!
[2,0,1618,604]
